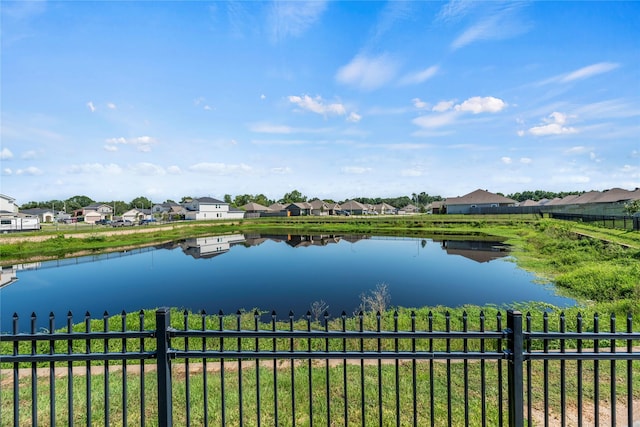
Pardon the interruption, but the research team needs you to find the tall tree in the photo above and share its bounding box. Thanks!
[65,195,94,211]
[130,196,153,209]
[280,189,307,204]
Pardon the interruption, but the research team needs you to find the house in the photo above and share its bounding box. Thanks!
[121,208,153,223]
[152,202,185,219]
[427,201,445,214]
[76,203,114,223]
[241,202,270,214]
[372,202,396,215]
[0,194,19,213]
[340,200,367,215]
[444,189,517,214]
[20,208,56,223]
[268,202,287,212]
[182,197,245,220]
[285,202,312,216]
[309,199,331,216]
[398,204,418,214]
[543,188,640,216]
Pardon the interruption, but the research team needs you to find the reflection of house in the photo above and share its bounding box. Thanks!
[182,197,245,221]
[439,240,509,263]
[444,189,516,214]
[1,263,41,288]
[181,234,246,258]
[284,234,341,247]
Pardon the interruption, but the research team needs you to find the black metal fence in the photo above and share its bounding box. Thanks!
[548,212,640,231]
[1,309,638,426]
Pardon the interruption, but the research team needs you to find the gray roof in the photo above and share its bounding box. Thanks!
[242,202,270,211]
[445,189,516,206]
[194,197,226,204]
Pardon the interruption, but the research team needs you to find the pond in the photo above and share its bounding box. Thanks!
[0,233,575,332]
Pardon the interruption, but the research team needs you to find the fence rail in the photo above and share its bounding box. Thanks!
[1,308,638,426]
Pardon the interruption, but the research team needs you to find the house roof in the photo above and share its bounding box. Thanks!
[286,202,312,209]
[445,189,516,206]
[242,202,270,211]
[341,200,366,210]
[309,199,329,209]
[519,200,540,207]
[20,208,54,215]
[268,203,287,211]
[194,197,226,204]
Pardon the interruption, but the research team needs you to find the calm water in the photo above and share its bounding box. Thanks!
[0,233,575,331]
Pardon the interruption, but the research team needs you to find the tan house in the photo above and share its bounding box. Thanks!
[444,189,516,214]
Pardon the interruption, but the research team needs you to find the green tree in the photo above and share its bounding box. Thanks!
[224,194,232,204]
[65,195,95,211]
[130,196,153,210]
[280,190,307,204]
[624,199,640,216]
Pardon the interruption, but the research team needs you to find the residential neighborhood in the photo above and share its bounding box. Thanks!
[2,187,639,232]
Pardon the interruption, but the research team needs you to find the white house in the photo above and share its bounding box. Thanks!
[182,197,245,221]
[0,194,19,213]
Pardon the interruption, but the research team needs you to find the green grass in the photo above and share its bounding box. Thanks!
[2,352,638,426]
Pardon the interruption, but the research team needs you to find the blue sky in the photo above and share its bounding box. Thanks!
[2,1,639,205]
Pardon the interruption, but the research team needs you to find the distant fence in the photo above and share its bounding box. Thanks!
[1,309,638,426]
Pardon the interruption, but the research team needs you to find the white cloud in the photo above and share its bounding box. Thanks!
[105,136,157,152]
[188,162,252,174]
[450,3,530,50]
[67,163,123,175]
[2,168,12,175]
[342,166,371,174]
[16,166,43,176]
[529,112,578,136]
[399,65,439,85]
[565,146,590,154]
[346,112,362,123]
[167,165,182,175]
[0,148,13,160]
[455,96,506,114]
[268,1,327,42]
[130,162,166,176]
[104,145,118,152]
[432,100,455,112]
[336,54,398,91]
[561,62,620,83]
[288,95,347,116]
[412,111,458,129]
[501,157,513,164]
[86,101,96,112]
[520,157,532,164]
[260,94,266,100]
[250,123,294,134]
[107,102,117,110]
[413,98,429,109]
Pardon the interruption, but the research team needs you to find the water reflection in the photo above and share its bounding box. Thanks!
[1,233,573,332]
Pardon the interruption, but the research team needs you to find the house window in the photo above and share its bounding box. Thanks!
[491,204,498,208]
[471,205,477,208]
[1,220,11,225]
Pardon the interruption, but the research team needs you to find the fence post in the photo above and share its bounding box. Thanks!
[156,308,173,427]
[507,310,524,427]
